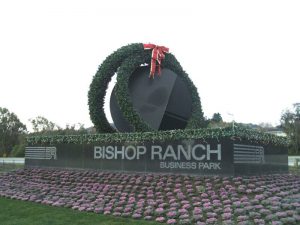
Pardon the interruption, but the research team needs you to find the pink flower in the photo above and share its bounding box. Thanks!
[237,215,248,222]
[179,214,189,219]
[193,207,202,215]
[155,216,165,223]
[203,202,211,207]
[178,208,188,214]
[206,212,217,218]
[155,207,165,214]
[246,189,253,194]
[196,222,206,225]
[167,219,176,224]
[222,212,232,220]
[169,198,177,204]
[201,193,208,198]
[78,206,86,211]
[144,216,152,220]
[206,217,217,224]
[132,213,142,219]
[275,211,287,218]
[112,212,121,217]
[182,204,191,209]
[166,211,177,218]
[254,219,265,225]
[103,211,111,215]
[255,194,264,201]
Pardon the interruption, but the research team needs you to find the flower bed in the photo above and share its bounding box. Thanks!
[0,169,299,224]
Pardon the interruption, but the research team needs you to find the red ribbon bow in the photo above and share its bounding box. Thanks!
[143,43,169,78]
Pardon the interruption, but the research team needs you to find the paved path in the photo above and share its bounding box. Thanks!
[0,157,24,164]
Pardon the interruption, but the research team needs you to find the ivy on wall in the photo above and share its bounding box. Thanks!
[27,127,288,147]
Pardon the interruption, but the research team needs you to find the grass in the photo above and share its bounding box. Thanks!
[0,163,24,173]
[289,166,300,175]
[0,197,160,225]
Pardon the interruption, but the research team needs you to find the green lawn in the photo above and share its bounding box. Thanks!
[289,166,300,175]
[0,164,24,173]
[0,198,160,225]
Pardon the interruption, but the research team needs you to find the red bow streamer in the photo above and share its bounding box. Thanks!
[143,43,169,78]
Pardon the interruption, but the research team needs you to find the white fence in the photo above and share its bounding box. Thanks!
[0,157,25,164]
[1,157,300,166]
[289,156,300,167]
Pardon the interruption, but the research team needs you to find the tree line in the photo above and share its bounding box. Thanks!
[0,107,93,157]
[280,103,300,155]
[0,104,300,157]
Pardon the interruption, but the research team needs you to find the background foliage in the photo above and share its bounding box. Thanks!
[0,111,92,157]
[1,105,295,157]
[0,107,27,156]
[281,103,300,155]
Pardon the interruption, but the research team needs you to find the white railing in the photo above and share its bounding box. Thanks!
[1,156,300,166]
[0,157,25,164]
[289,156,300,167]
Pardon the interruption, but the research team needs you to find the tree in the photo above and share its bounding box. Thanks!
[208,113,227,128]
[29,116,88,136]
[29,116,60,133]
[258,122,273,129]
[60,123,88,135]
[0,107,27,156]
[10,134,26,157]
[281,103,300,155]
[211,113,223,123]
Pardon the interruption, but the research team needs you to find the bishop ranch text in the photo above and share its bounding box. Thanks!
[94,144,222,170]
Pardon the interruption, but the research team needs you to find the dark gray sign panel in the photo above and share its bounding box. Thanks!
[25,138,288,176]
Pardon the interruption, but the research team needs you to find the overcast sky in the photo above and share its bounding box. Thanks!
[0,0,299,130]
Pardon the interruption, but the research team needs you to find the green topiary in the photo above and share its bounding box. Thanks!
[27,127,289,147]
[88,43,205,133]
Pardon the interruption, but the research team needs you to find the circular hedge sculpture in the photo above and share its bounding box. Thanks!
[88,43,205,133]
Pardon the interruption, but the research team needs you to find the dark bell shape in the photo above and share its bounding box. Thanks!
[110,66,193,132]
